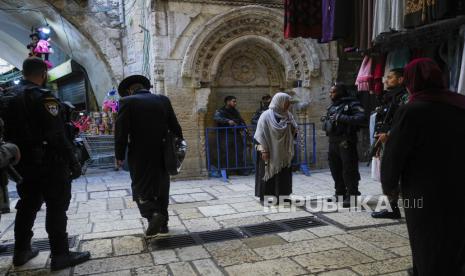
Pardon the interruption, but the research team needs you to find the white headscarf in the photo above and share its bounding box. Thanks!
[254,92,298,181]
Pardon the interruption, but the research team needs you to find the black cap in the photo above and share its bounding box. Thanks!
[117,75,151,97]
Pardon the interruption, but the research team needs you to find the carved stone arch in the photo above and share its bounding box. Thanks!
[181,5,322,88]
[214,43,286,87]
[210,35,290,85]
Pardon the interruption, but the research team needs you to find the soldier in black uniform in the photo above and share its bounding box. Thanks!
[251,94,272,126]
[213,96,250,175]
[371,68,408,219]
[3,58,90,270]
[323,83,366,207]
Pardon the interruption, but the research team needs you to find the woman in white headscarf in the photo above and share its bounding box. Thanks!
[254,92,298,204]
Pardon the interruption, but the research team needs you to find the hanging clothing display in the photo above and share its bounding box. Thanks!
[373,55,387,95]
[321,0,354,43]
[440,33,464,92]
[391,0,405,31]
[404,0,449,28]
[359,0,374,50]
[372,0,392,40]
[386,48,411,70]
[284,0,322,39]
[458,26,465,95]
[356,56,373,92]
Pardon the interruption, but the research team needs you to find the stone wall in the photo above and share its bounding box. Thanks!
[149,1,339,177]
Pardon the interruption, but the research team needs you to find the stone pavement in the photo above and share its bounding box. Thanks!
[0,166,412,275]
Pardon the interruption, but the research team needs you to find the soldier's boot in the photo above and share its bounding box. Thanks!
[146,213,165,236]
[372,201,401,219]
[13,231,39,266]
[50,233,90,271]
[13,247,39,266]
[51,251,91,271]
[159,219,169,235]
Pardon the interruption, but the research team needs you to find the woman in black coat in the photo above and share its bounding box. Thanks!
[381,58,465,276]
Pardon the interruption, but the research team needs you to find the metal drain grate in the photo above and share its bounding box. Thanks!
[149,216,326,250]
[280,216,325,230]
[0,236,77,257]
[198,229,243,243]
[150,234,197,250]
[240,222,286,237]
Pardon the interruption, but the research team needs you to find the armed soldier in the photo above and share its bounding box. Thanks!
[251,94,272,126]
[323,83,366,208]
[2,58,90,270]
[371,68,408,219]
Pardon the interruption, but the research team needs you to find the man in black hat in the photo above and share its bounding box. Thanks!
[115,75,183,236]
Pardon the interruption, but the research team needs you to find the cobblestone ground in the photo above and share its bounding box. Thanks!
[0,166,411,275]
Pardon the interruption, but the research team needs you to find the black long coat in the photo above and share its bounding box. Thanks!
[381,101,465,276]
[115,90,183,200]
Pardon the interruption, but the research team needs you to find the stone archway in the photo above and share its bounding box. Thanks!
[182,5,322,89]
[179,5,326,174]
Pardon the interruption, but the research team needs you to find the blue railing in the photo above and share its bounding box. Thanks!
[205,123,316,181]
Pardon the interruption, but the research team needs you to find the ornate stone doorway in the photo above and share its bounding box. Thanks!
[179,5,328,174]
[206,40,285,127]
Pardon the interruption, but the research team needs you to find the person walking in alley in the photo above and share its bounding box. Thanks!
[381,58,465,276]
[323,83,366,208]
[254,92,297,205]
[2,58,89,270]
[115,75,183,237]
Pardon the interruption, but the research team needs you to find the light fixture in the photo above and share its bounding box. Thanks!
[40,26,51,34]
[13,79,20,85]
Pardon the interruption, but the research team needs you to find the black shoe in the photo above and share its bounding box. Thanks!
[13,246,40,266]
[51,251,91,271]
[146,213,165,237]
[159,224,169,235]
[371,209,401,219]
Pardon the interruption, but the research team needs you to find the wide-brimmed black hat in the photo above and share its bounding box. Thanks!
[117,75,151,97]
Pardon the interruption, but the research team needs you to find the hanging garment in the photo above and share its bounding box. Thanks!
[321,0,354,43]
[384,48,411,81]
[359,0,374,50]
[356,56,374,92]
[458,26,465,95]
[284,0,322,39]
[373,0,392,41]
[404,0,449,28]
[373,55,387,95]
[391,0,405,31]
[321,0,336,43]
[442,33,464,92]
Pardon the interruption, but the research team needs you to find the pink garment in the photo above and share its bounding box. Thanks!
[355,56,373,92]
[34,40,50,54]
[373,54,386,95]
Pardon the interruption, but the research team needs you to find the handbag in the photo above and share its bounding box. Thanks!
[163,129,187,175]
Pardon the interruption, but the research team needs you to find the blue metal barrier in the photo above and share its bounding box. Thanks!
[205,123,316,182]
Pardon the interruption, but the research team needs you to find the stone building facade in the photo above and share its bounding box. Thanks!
[0,0,341,178]
[141,1,339,177]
